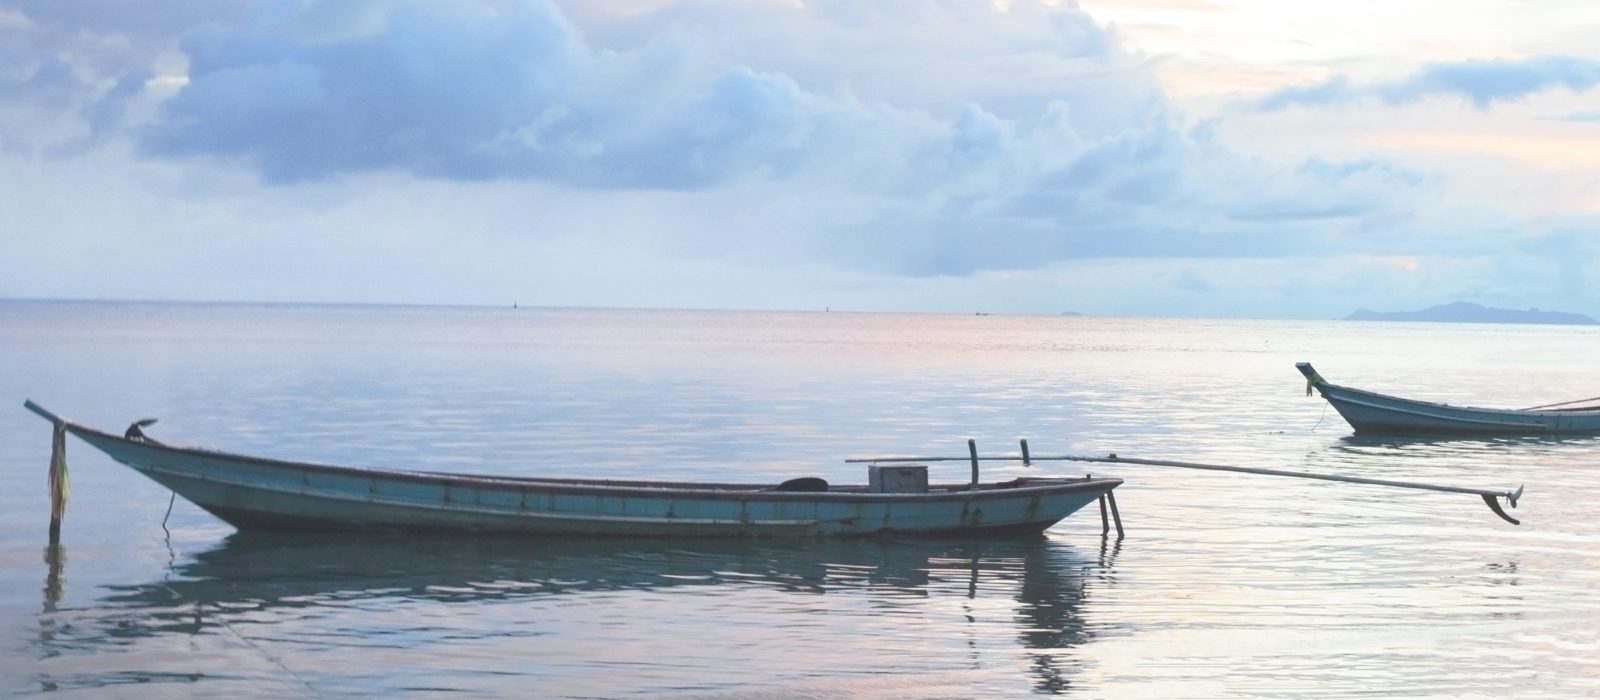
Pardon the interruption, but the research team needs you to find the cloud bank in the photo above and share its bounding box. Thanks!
[129,0,1133,191]
[1260,56,1600,110]
[2,0,1592,313]
[113,0,1358,276]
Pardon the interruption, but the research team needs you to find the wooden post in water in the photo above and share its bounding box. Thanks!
[968,439,979,490]
[47,421,67,543]
[1020,439,1031,467]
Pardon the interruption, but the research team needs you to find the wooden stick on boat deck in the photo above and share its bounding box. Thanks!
[967,439,979,490]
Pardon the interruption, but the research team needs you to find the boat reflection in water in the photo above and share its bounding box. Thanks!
[38,532,1110,696]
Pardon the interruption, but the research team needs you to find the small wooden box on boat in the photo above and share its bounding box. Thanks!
[868,464,929,493]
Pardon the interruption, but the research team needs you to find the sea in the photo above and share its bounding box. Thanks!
[1,300,1597,698]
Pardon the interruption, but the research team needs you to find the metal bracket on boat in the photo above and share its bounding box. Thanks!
[1482,485,1524,525]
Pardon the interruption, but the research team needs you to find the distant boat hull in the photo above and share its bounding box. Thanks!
[27,404,1119,538]
[1297,363,1600,436]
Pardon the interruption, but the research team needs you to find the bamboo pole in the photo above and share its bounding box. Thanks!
[1523,395,1600,410]
[847,450,1524,524]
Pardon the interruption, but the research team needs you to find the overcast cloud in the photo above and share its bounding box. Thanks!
[2,0,1598,316]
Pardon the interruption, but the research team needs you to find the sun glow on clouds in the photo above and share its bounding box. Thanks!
[1364,129,1600,170]
[1083,1,1600,91]
[1363,256,1422,273]
[147,74,188,90]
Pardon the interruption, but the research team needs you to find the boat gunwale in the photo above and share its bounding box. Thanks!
[1318,384,1554,428]
[64,422,1121,504]
[1298,361,1600,435]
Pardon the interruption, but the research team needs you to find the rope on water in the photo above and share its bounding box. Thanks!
[161,491,176,531]
[157,580,324,698]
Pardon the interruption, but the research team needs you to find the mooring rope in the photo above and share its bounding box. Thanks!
[151,490,315,695]
[161,492,176,531]
[155,578,324,698]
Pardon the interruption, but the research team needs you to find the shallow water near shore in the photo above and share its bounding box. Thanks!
[3,301,1599,697]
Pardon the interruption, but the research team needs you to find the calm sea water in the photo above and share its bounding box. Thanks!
[2,301,1598,697]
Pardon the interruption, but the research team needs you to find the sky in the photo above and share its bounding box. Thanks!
[1,0,1598,318]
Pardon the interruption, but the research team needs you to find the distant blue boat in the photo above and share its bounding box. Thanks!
[1297,362,1600,436]
[23,401,1119,537]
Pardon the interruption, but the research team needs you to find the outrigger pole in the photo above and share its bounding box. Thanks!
[848,439,1526,525]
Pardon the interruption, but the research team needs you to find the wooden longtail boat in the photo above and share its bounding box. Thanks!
[23,401,1120,537]
[1297,362,1600,436]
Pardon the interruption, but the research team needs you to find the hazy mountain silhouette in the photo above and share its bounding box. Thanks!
[1344,301,1597,325]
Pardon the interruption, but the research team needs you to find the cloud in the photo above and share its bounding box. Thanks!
[1518,229,1600,297]
[1385,56,1600,108]
[1298,157,1425,187]
[8,0,252,40]
[1257,75,1353,111]
[141,2,593,183]
[0,56,77,110]
[128,1,949,189]
[1258,55,1600,111]
[1546,110,1600,123]
[3,0,1504,282]
[129,0,1323,277]
[0,1,251,153]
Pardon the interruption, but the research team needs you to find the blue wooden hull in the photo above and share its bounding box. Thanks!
[1297,362,1600,436]
[55,421,1119,537]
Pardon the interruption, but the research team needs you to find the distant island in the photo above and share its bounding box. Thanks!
[1344,301,1598,325]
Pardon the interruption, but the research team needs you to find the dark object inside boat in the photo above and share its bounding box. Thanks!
[124,418,161,444]
[771,476,830,492]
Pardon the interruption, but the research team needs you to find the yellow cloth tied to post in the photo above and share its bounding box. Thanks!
[48,422,69,524]
[1303,369,1324,396]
